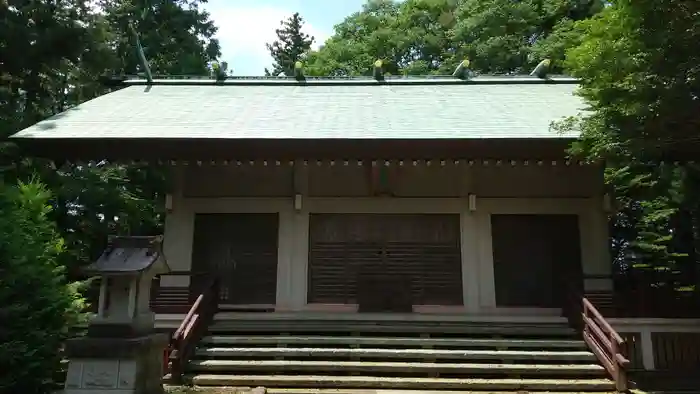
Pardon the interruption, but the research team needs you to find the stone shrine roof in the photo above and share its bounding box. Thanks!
[86,235,168,275]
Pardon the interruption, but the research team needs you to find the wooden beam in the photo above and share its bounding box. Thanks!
[293,159,309,196]
[456,160,472,197]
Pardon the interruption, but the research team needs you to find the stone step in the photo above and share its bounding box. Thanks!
[196,347,596,362]
[191,374,616,391]
[166,387,616,394]
[201,335,586,349]
[262,390,617,394]
[189,359,606,375]
[213,312,569,325]
[208,321,576,336]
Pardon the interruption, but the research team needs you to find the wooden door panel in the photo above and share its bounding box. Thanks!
[308,214,462,307]
[191,213,278,304]
[491,214,581,308]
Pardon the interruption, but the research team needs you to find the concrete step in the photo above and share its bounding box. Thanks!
[196,347,596,362]
[201,335,586,349]
[189,359,606,375]
[191,374,616,391]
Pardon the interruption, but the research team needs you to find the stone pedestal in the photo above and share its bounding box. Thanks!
[63,236,171,394]
[64,334,168,394]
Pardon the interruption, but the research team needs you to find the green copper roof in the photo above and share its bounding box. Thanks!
[11,76,585,140]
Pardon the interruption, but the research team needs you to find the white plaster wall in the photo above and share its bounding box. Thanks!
[162,162,611,313]
[161,193,194,287]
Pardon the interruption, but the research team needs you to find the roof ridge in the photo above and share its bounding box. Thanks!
[119,74,578,87]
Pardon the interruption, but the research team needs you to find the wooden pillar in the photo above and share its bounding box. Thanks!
[282,160,309,310]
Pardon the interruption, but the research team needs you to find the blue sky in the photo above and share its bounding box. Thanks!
[203,0,367,75]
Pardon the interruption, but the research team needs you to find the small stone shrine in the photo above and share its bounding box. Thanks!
[64,235,170,394]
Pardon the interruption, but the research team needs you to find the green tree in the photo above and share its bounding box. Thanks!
[305,0,602,76]
[2,0,221,275]
[450,0,603,73]
[389,0,461,75]
[306,0,459,77]
[305,0,413,76]
[265,12,314,76]
[450,0,541,73]
[98,0,221,76]
[1,1,220,387]
[0,0,96,139]
[562,0,700,287]
[529,17,587,72]
[40,162,167,276]
[0,180,86,394]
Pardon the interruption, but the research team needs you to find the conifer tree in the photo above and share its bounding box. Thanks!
[265,13,314,76]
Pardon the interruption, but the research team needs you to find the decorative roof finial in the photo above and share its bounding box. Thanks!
[530,59,552,79]
[129,23,152,83]
[294,61,305,81]
[209,61,228,81]
[373,60,384,81]
[452,59,471,80]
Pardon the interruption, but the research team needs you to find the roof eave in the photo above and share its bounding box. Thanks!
[12,137,578,161]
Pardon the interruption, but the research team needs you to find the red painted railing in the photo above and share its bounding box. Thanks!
[581,297,630,391]
[564,279,630,392]
[164,272,219,383]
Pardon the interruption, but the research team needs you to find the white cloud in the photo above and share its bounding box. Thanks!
[203,1,329,76]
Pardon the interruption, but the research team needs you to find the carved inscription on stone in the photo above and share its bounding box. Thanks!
[81,360,119,388]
